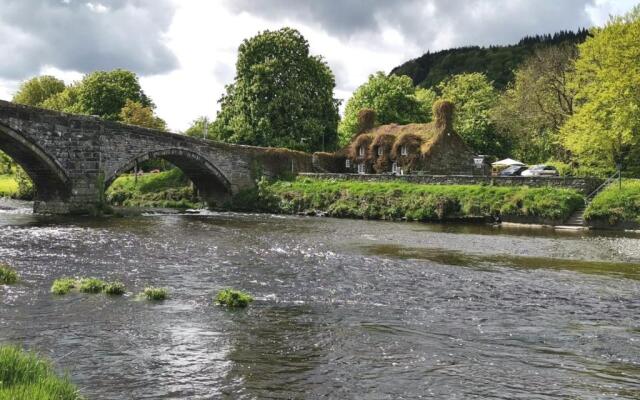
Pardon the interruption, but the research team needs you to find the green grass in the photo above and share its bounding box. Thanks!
[585,179,640,225]
[215,289,254,308]
[77,278,106,294]
[0,175,18,198]
[141,287,168,301]
[0,264,18,285]
[250,177,585,222]
[50,278,76,295]
[103,282,126,295]
[106,169,200,209]
[0,345,82,399]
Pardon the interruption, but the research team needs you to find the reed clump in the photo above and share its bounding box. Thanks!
[51,277,126,296]
[215,289,254,308]
[141,287,168,301]
[0,263,18,285]
[78,278,106,294]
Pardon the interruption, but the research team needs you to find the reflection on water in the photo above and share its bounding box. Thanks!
[0,200,639,399]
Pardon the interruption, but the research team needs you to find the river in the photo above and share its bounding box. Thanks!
[1,199,639,399]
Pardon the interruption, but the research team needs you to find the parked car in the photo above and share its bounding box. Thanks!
[521,164,559,177]
[499,165,528,176]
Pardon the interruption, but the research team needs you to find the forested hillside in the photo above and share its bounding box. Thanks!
[391,30,589,89]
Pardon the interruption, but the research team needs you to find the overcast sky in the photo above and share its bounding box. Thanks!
[0,0,636,132]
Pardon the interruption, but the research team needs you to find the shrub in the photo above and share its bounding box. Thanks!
[50,278,77,295]
[141,287,168,301]
[215,289,254,308]
[0,345,82,400]
[0,264,18,285]
[103,282,126,295]
[584,179,640,224]
[77,278,106,294]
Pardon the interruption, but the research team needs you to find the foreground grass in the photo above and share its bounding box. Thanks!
[51,277,125,296]
[249,178,584,222]
[0,345,82,400]
[0,264,19,285]
[585,179,640,225]
[215,289,254,308]
[106,169,200,209]
[0,175,18,198]
[141,287,168,301]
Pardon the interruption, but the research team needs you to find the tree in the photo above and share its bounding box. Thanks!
[560,6,640,171]
[338,72,433,145]
[492,45,578,162]
[41,84,81,113]
[211,28,340,152]
[437,72,509,156]
[13,76,66,107]
[185,117,212,138]
[119,99,166,131]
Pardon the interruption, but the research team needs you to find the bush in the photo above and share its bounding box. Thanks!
[0,345,82,400]
[78,278,106,294]
[141,287,168,301]
[215,289,254,308]
[51,278,76,295]
[584,179,640,224]
[103,282,126,295]
[0,264,18,285]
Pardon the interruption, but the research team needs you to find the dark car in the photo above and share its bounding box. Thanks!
[499,165,528,176]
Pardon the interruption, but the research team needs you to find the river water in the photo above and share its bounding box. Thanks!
[0,199,639,399]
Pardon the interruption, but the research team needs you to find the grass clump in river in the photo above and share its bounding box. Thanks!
[247,177,585,222]
[103,281,126,295]
[0,264,18,285]
[215,289,254,308]
[51,278,77,295]
[141,287,168,301]
[106,169,200,209]
[0,345,83,400]
[584,179,640,225]
[51,277,125,296]
[77,278,106,293]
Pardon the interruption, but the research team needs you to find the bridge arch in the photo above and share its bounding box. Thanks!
[105,148,233,206]
[0,122,71,202]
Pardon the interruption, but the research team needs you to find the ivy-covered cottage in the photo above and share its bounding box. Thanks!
[314,100,478,175]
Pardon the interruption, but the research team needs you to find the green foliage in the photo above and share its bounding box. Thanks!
[78,278,106,294]
[0,345,82,400]
[215,288,254,308]
[50,278,76,295]
[141,287,168,301]
[0,175,18,198]
[561,10,640,171]
[119,99,166,131]
[103,282,126,296]
[492,45,577,163]
[437,73,509,156]
[41,84,81,113]
[15,166,34,200]
[106,169,199,209]
[0,264,18,285]
[254,178,584,222]
[12,76,66,107]
[584,179,640,224]
[212,28,340,152]
[0,151,13,175]
[338,72,433,145]
[391,29,589,90]
[185,117,212,138]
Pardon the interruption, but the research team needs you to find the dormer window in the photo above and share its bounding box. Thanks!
[401,145,408,156]
[377,147,383,156]
[345,159,351,168]
[358,146,365,156]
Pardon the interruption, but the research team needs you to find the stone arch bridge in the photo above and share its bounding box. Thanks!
[0,100,312,214]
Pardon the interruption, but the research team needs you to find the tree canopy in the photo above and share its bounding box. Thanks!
[211,28,340,152]
[12,76,66,107]
[119,99,166,131]
[338,72,435,145]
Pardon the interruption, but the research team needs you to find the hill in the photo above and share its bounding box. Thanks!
[390,29,589,89]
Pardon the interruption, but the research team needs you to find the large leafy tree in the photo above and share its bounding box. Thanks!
[437,72,509,156]
[338,72,434,145]
[119,99,166,131]
[12,76,66,107]
[560,7,640,171]
[493,45,577,162]
[212,28,340,152]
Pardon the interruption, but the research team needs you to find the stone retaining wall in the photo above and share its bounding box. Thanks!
[298,173,603,195]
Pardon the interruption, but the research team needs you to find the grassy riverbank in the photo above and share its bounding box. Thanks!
[0,345,82,399]
[106,169,200,209]
[0,174,18,197]
[585,179,640,226]
[244,177,585,223]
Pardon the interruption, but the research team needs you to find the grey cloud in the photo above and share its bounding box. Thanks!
[224,0,596,50]
[0,0,178,80]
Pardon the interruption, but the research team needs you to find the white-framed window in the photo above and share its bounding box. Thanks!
[401,145,408,156]
[358,146,365,156]
[357,163,365,174]
[345,159,351,168]
[377,146,384,156]
[392,162,398,174]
